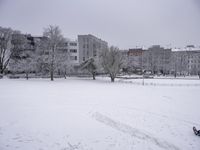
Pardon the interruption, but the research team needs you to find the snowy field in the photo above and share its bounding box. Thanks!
[0,77,200,150]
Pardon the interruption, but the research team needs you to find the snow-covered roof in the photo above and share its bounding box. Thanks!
[172,47,200,52]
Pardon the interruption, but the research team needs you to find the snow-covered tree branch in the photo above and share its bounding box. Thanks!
[0,27,13,74]
[101,46,123,82]
[43,25,65,81]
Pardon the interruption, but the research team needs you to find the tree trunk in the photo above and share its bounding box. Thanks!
[50,69,54,81]
[50,62,54,81]
[26,72,29,80]
[174,72,176,78]
[92,72,96,80]
[110,74,115,82]
[64,69,67,79]
[0,65,4,74]
[50,46,55,81]
[92,74,95,80]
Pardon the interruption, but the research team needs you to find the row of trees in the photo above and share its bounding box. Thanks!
[80,46,124,82]
[0,26,124,82]
[0,26,73,80]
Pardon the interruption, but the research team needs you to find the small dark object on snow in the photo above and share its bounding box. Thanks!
[193,127,200,136]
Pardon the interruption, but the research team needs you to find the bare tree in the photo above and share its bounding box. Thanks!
[101,46,123,82]
[10,54,36,79]
[55,50,71,79]
[0,27,13,74]
[80,58,97,80]
[43,25,65,81]
[9,32,32,79]
[34,37,50,76]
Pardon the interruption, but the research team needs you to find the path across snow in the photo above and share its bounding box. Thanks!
[93,112,179,150]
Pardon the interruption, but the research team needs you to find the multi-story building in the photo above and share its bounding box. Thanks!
[170,50,188,75]
[127,48,145,69]
[124,45,200,75]
[58,40,79,65]
[78,34,108,64]
[125,45,200,75]
[186,51,200,75]
[24,35,79,65]
[143,45,172,74]
[10,33,79,74]
[171,47,200,75]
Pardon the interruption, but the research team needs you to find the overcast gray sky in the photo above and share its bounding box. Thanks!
[0,0,200,49]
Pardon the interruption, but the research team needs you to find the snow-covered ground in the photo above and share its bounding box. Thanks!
[0,77,200,150]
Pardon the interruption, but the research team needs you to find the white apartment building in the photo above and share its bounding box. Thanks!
[78,34,108,64]
[59,40,79,65]
[172,46,200,75]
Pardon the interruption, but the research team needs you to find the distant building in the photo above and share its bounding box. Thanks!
[127,48,145,69]
[78,34,108,64]
[10,34,38,60]
[171,47,200,75]
[122,45,200,75]
[58,40,79,65]
[187,51,200,75]
[170,51,187,75]
[143,45,172,74]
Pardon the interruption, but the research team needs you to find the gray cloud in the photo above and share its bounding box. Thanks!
[0,0,200,49]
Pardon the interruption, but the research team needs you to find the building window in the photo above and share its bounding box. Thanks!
[69,42,77,46]
[70,56,77,60]
[70,49,77,53]
[45,51,49,55]
[63,49,68,52]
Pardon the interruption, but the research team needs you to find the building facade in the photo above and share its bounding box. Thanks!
[78,34,108,64]
[127,48,145,69]
[58,40,79,65]
[187,51,200,75]
[145,45,172,74]
[171,47,200,75]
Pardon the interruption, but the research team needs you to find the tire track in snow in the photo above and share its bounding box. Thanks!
[92,112,180,150]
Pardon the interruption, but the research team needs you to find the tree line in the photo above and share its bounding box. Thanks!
[0,26,124,82]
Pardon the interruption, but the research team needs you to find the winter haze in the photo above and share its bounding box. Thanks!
[0,0,200,49]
